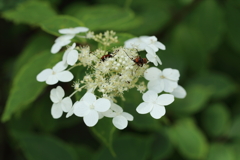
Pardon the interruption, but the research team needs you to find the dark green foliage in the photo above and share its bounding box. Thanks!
[1,0,240,159]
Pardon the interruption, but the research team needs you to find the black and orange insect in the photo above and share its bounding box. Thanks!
[100,52,113,62]
[124,50,148,67]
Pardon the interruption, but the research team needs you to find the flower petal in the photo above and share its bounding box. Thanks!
[67,50,78,66]
[83,110,99,127]
[121,112,133,121]
[146,53,158,66]
[82,92,96,105]
[163,68,180,81]
[94,98,111,112]
[163,79,178,93]
[144,67,161,81]
[50,87,61,103]
[61,97,72,112]
[157,94,174,106]
[171,85,187,99]
[51,42,62,54]
[66,107,74,118]
[53,61,68,72]
[136,102,153,114]
[36,69,52,82]
[113,115,128,130]
[73,101,90,117]
[46,75,58,85]
[147,80,164,93]
[142,90,158,102]
[51,103,63,119]
[111,103,123,113]
[56,71,74,82]
[56,86,65,98]
[155,41,166,50]
[150,105,166,119]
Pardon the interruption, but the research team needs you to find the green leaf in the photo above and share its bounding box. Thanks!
[207,143,235,160]
[14,33,53,75]
[11,131,77,160]
[229,116,240,139]
[2,50,61,122]
[226,1,240,53]
[189,72,236,99]
[169,118,209,159]
[129,0,171,35]
[201,103,231,137]
[91,118,116,156]
[170,0,224,72]
[41,15,85,36]
[168,84,212,116]
[151,130,173,160]
[2,1,57,25]
[73,5,139,31]
[93,134,152,160]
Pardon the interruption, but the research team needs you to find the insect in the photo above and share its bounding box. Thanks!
[123,49,148,67]
[100,52,113,62]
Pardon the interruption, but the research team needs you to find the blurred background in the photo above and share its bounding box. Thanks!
[1,0,240,159]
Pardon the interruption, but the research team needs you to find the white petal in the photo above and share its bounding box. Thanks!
[121,112,133,121]
[142,90,158,102]
[136,102,153,114]
[66,107,74,118]
[144,67,161,81]
[157,94,174,106]
[51,103,63,119]
[163,79,178,92]
[147,80,164,93]
[113,115,128,130]
[171,85,187,99]
[94,98,111,112]
[51,42,62,54]
[50,87,63,103]
[61,97,72,112]
[36,69,52,82]
[146,53,158,66]
[102,109,116,118]
[150,105,166,119]
[59,27,89,34]
[82,93,96,105]
[145,46,155,55]
[163,68,180,81]
[111,103,123,113]
[155,41,166,50]
[73,101,90,117]
[55,35,75,43]
[83,110,99,127]
[67,50,78,66]
[53,61,68,72]
[56,86,65,98]
[46,75,58,85]
[56,71,74,82]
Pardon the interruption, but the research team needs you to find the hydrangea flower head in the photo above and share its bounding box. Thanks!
[36,27,186,130]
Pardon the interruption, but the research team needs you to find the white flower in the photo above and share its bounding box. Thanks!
[51,35,75,54]
[50,86,72,119]
[62,43,79,66]
[104,103,133,130]
[170,85,187,99]
[36,61,74,85]
[146,52,162,66]
[144,67,180,93]
[140,36,166,52]
[73,92,111,127]
[136,90,174,119]
[59,27,89,35]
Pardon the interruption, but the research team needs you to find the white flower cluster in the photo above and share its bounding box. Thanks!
[36,27,186,130]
